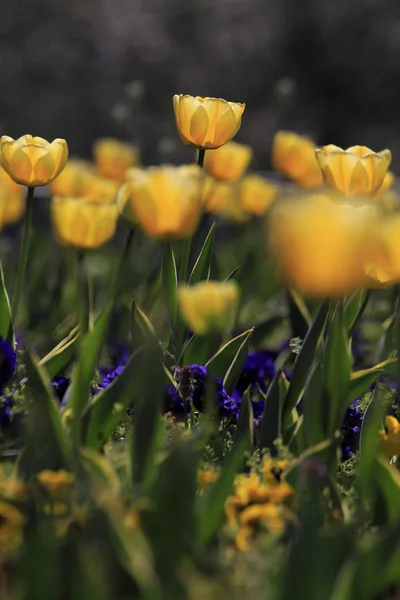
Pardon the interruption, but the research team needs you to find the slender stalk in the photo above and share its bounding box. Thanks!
[197,148,206,169]
[76,250,88,337]
[11,186,35,323]
[110,228,135,301]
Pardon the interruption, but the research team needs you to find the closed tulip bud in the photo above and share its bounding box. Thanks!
[0,135,68,187]
[0,185,25,228]
[267,194,375,297]
[173,95,245,150]
[117,165,203,240]
[238,175,279,216]
[93,138,140,182]
[316,145,392,196]
[178,280,239,335]
[51,196,118,249]
[272,131,323,189]
[204,141,252,182]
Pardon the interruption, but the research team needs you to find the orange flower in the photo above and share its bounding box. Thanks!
[272,131,323,189]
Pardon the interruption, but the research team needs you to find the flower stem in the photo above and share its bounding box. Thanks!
[77,250,88,336]
[110,228,135,301]
[11,186,35,323]
[197,148,206,169]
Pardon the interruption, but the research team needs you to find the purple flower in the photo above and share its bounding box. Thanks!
[0,339,16,391]
[101,365,125,389]
[235,350,277,395]
[51,376,70,403]
[341,400,363,461]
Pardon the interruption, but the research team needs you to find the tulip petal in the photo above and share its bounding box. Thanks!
[212,106,237,148]
[33,152,56,186]
[190,105,210,147]
[50,140,69,179]
[348,161,370,195]
[9,148,34,185]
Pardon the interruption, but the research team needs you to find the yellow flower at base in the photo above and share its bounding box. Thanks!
[238,175,279,216]
[118,165,202,240]
[316,145,392,196]
[0,135,68,186]
[0,501,24,553]
[0,185,25,228]
[267,194,376,297]
[93,138,140,182]
[364,215,400,286]
[379,416,400,457]
[173,95,245,149]
[51,197,119,249]
[204,141,252,182]
[272,131,323,189]
[178,280,239,335]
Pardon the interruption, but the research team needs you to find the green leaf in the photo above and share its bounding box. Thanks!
[344,288,370,333]
[285,438,336,489]
[372,456,400,525]
[257,369,287,452]
[161,242,178,329]
[206,328,254,379]
[0,260,13,343]
[39,326,79,379]
[79,447,121,493]
[19,349,70,477]
[283,300,330,426]
[188,223,215,285]
[196,438,247,545]
[303,360,325,447]
[82,349,143,450]
[181,332,221,366]
[250,314,286,346]
[130,344,165,486]
[323,303,352,436]
[69,303,113,445]
[287,287,311,338]
[235,388,254,451]
[223,328,254,394]
[130,299,158,347]
[348,358,399,403]
[224,265,240,282]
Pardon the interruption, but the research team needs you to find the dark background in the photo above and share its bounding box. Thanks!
[2,0,400,170]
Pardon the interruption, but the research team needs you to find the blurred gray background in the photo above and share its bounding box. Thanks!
[2,0,400,170]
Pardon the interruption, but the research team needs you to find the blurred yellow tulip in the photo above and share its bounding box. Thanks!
[379,416,400,457]
[118,165,203,240]
[178,280,239,335]
[93,138,140,182]
[51,196,118,249]
[0,166,24,197]
[316,145,391,196]
[272,131,323,189]
[203,141,252,182]
[203,177,232,213]
[0,185,25,228]
[173,95,245,150]
[51,160,97,197]
[0,135,68,187]
[364,214,400,286]
[267,194,376,297]
[238,175,279,216]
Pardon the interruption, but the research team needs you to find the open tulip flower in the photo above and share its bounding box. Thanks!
[178,280,240,335]
[316,144,392,196]
[272,130,323,189]
[93,138,140,182]
[0,135,68,187]
[173,95,245,150]
[51,196,119,249]
[268,193,377,297]
[204,141,252,182]
[118,165,203,240]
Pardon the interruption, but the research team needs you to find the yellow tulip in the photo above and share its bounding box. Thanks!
[173,95,245,150]
[364,214,400,286]
[0,165,24,197]
[379,416,400,457]
[51,196,118,249]
[118,165,202,240]
[267,194,375,297]
[0,185,25,228]
[93,138,140,181]
[238,175,279,216]
[203,141,252,182]
[178,280,239,335]
[51,159,97,197]
[272,131,323,189]
[374,171,398,212]
[0,135,68,187]
[203,177,232,213]
[316,144,392,196]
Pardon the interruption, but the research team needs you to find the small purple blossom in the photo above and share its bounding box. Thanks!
[235,350,277,395]
[0,339,16,391]
[51,376,70,403]
[341,400,363,461]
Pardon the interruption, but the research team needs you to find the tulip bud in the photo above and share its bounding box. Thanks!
[267,193,376,297]
[272,131,323,189]
[204,141,252,182]
[238,175,279,216]
[118,165,203,240]
[316,145,392,196]
[0,135,68,187]
[51,196,118,249]
[173,95,245,150]
[178,280,239,335]
[93,138,140,182]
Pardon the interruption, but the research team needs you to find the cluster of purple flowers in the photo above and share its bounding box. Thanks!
[0,339,17,429]
[341,401,363,461]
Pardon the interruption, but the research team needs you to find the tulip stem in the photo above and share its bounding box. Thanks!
[111,228,135,301]
[179,237,192,284]
[77,251,89,336]
[197,149,206,169]
[11,186,34,324]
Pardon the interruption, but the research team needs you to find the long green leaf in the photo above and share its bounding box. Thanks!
[40,326,79,379]
[130,299,158,347]
[303,360,325,447]
[223,328,253,394]
[372,456,400,525]
[188,223,215,285]
[206,328,254,379]
[283,300,330,426]
[348,358,399,403]
[0,261,13,343]
[257,369,287,452]
[235,388,254,451]
[161,242,178,329]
